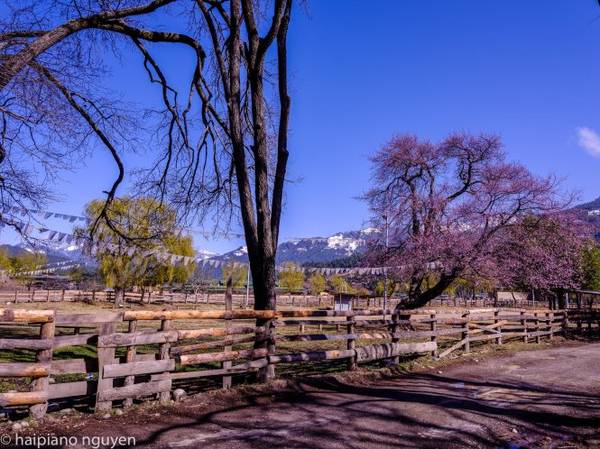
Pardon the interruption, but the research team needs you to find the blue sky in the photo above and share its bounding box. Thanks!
[4,0,600,254]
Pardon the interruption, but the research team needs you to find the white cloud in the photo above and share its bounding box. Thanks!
[576,127,600,158]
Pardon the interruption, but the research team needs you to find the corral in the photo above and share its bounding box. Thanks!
[1,295,597,422]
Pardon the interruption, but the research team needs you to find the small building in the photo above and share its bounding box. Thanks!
[334,293,353,311]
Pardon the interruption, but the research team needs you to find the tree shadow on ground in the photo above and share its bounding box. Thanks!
[121,366,600,449]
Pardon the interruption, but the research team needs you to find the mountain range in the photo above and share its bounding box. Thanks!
[207,228,379,266]
[3,196,599,272]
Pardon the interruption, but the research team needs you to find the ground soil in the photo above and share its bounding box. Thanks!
[3,341,600,449]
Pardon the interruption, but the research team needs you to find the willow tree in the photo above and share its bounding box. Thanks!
[1,0,293,320]
[278,262,304,293]
[81,197,195,305]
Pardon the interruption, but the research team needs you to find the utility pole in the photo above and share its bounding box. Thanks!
[383,213,389,319]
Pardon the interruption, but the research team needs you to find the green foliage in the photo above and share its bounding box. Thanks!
[0,249,10,270]
[68,266,86,284]
[145,234,196,286]
[278,262,304,293]
[308,273,327,296]
[222,263,249,288]
[80,197,196,292]
[373,279,395,297]
[5,251,47,285]
[329,275,354,294]
[354,286,372,297]
[0,247,49,286]
[582,245,600,291]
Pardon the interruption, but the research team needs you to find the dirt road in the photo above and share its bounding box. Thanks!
[13,343,600,449]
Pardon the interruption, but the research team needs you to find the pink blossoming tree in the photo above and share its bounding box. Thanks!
[364,133,582,309]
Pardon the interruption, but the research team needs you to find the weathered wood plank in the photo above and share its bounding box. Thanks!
[0,391,47,407]
[48,381,97,399]
[98,330,178,348]
[55,312,123,326]
[0,338,53,350]
[527,330,558,338]
[103,359,175,379]
[0,362,49,378]
[124,309,276,321]
[276,319,350,327]
[394,328,465,338]
[95,322,116,412]
[154,359,269,380]
[0,309,54,323]
[177,326,262,340]
[355,342,437,363]
[179,348,268,366]
[97,379,172,402]
[171,335,258,355]
[53,333,98,349]
[268,349,355,364]
[123,319,138,408]
[50,358,96,375]
[438,338,467,359]
[469,333,502,342]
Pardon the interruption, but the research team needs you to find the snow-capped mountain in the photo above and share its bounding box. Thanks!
[575,196,600,217]
[209,228,379,265]
[0,241,97,267]
[3,228,380,276]
[573,196,600,241]
[195,249,218,261]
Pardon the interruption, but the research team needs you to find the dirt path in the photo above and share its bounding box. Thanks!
[10,343,600,449]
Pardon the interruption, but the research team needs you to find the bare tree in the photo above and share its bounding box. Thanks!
[0,0,174,232]
[0,0,294,331]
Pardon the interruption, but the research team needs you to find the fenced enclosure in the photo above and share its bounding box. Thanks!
[1,306,597,420]
[0,289,336,308]
[3,288,599,310]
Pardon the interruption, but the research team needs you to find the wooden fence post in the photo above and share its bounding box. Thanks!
[547,311,553,340]
[430,312,438,358]
[535,312,541,344]
[521,310,528,343]
[494,309,502,345]
[347,314,357,371]
[223,276,233,390]
[123,320,137,408]
[29,316,55,420]
[391,312,400,364]
[258,320,276,382]
[96,322,117,413]
[562,310,569,335]
[158,318,173,402]
[462,311,470,353]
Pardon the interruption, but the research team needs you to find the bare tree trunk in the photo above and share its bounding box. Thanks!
[399,273,457,310]
[115,288,125,307]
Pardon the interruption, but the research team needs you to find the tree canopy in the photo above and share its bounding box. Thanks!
[278,262,304,293]
[308,273,327,296]
[222,263,249,289]
[80,197,195,303]
[582,245,600,291]
[365,133,586,309]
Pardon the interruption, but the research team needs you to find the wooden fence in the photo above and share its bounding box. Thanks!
[5,288,597,310]
[0,289,339,308]
[0,307,596,420]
